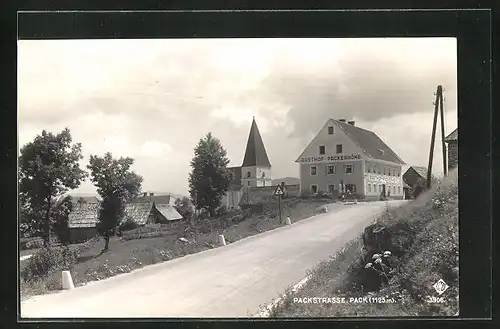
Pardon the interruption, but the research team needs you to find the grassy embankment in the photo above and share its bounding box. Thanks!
[268,170,459,317]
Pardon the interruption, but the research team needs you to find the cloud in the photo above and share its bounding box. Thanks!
[139,140,173,158]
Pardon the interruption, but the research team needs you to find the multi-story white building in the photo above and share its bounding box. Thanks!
[295,118,406,200]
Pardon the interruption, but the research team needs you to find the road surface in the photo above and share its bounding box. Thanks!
[21,200,406,318]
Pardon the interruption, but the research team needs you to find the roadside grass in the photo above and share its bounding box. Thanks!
[20,198,333,300]
[269,170,459,317]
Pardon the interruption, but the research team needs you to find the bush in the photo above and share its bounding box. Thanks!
[21,246,77,282]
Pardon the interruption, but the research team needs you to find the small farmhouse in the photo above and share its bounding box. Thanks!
[67,193,183,243]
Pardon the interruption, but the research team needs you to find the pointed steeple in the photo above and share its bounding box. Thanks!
[242,117,271,167]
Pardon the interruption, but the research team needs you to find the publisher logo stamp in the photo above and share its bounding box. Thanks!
[433,279,449,295]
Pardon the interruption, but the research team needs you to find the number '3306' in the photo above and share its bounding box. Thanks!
[426,296,446,303]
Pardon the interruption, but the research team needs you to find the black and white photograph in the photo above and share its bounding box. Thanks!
[18,37,459,318]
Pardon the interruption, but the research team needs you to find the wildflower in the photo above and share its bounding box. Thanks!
[365,262,373,268]
[375,258,383,264]
[384,251,391,256]
[372,254,381,260]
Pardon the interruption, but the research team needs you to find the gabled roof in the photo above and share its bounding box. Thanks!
[335,120,405,164]
[68,202,100,228]
[71,196,100,204]
[241,118,272,167]
[132,194,173,205]
[445,128,458,142]
[68,201,159,228]
[122,202,154,226]
[407,166,428,178]
[155,204,183,221]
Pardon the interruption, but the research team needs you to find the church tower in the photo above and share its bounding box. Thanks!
[240,117,272,187]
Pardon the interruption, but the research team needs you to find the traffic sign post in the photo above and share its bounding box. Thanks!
[274,184,285,224]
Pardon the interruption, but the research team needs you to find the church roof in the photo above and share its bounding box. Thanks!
[241,118,272,167]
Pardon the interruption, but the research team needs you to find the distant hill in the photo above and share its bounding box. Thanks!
[272,177,300,186]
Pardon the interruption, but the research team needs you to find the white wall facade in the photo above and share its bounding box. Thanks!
[296,119,403,199]
[240,166,272,187]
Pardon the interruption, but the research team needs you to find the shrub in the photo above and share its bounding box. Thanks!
[21,246,77,282]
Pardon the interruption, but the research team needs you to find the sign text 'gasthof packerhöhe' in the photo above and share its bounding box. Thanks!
[298,154,362,163]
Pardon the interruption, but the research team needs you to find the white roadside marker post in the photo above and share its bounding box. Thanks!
[218,234,227,246]
[62,270,75,289]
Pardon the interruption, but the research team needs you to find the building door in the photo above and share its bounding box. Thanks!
[382,184,386,197]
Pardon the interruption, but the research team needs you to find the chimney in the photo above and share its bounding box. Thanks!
[143,192,147,197]
[339,119,346,122]
[149,192,154,197]
[348,121,355,126]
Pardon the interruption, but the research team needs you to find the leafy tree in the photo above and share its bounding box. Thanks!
[87,152,143,251]
[19,128,87,246]
[188,133,232,217]
[174,196,194,220]
[52,195,73,245]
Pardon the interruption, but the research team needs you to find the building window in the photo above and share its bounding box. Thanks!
[388,169,392,176]
[310,166,317,176]
[346,184,356,193]
[328,126,334,135]
[367,183,371,193]
[336,144,343,154]
[393,186,396,195]
[379,185,382,193]
[397,170,400,177]
[319,145,325,155]
[377,166,381,174]
[383,167,386,175]
[366,164,371,173]
[310,185,318,194]
[328,184,335,194]
[247,181,250,186]
[398,186,401,194]
[247,171,251,178]
[344,164,353,174]
[327,164,335,175]
[261,172,266,178]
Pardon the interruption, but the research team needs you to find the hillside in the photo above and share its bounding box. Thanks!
[272,177,300,186]
[269,169,459,317]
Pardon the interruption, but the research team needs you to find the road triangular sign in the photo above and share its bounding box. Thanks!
[274,184,285,196]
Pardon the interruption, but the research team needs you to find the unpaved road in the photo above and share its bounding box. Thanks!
[21,200,406,318]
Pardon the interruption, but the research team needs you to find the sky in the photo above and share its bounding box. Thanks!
[18,38,457,197]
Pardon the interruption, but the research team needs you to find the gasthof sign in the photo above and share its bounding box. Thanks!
[298,154,362,163]
[368,174,399,184]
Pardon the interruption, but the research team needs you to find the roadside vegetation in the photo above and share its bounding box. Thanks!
[20,197,332,300]
[19,128,336,300]
[268,169,458,317]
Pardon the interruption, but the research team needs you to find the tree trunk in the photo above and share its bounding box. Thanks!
[104,232,110,251]
[44,201,52,247]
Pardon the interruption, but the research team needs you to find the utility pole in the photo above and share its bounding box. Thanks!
[427,85,447,189]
